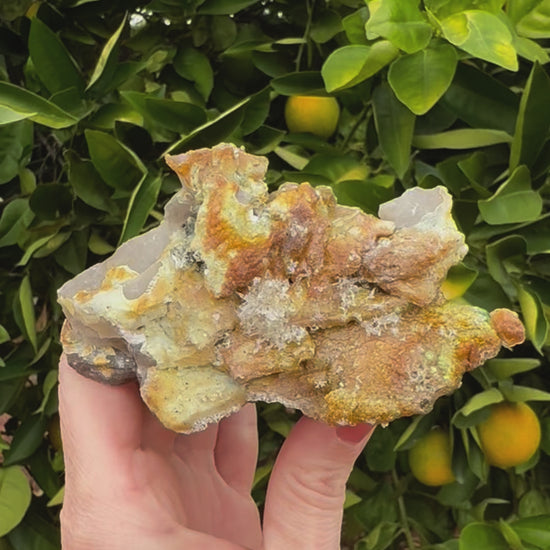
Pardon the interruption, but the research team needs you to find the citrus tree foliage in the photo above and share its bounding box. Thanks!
[1,0,550,548]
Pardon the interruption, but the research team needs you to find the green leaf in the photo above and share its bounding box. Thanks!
[271,71,326,96]
[441,63,519,134]
[35,370,58,415]
[0,325,9,345]
[413,128,512,149]
[3,415,48,467]
[0,120,33,184]
[366,0,433,53]
[441,263,478,300]
[372,82,415,179]
[310,10,343,44]
[87,14,127,91]
[518,490,550,517]
[66,151,117,213]
[500,384,550,402]
[88,232,115,255]
[19,167,36,195]
[46,486,64,508]
[274,146,309,170]
[322,42,399,93]
[485,358,541,380]
[364,426,396,472]
[120,92,207,135]
[18,276,36,353]
[54,229,89,275]
[515,0,550,38]
[343,489,362,509]
[173,47,214,100]
[6,511,60,550]
[517,284,548,352]
[0,199,34,248]
[342,8,369,44]
[456,388,504,417]
[0,467,31,537]
[0,82,78,129]
[197,0,260,15]
[514,35,550,63]
[512,515,550,547]
[478,165,542,224]
[498,519,524,550]
[18,234,64,267]
[164,96,250,155]
[485,235,527,298]
[28,18,84,111]
[85,129,146,191]
[119,174,162,244]
[439,10,518,71]
[425,0,505,19]
[459,522,509,550]
[510,63,550,171]
[0,106,35,125]
[241,88,271,135]
[388,43,457,115]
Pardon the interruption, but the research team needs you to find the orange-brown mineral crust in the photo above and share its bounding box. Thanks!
[58,144,525,433]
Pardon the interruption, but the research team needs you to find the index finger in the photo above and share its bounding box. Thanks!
[58,354,144,471]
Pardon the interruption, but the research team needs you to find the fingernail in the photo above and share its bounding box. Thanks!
[336,423,374,444]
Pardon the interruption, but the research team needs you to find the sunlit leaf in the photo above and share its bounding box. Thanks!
[87,14,127,91]
[455,388,504,417]
[0,82,78,129]
[413,129,512,149]
[485,358,541,380]
[478,165,542,224]
[441,263,478,300]
[517,284,549,352]
[322,42,398,93]
[18,276,37,353]
[500,384,550,402]
[439,10,518,71]
[388,43,457,115]
[366,0,433,53]
[515,0,550,38]
[512,515,550,547]
[0,467,31,537]
[459,522,509,550]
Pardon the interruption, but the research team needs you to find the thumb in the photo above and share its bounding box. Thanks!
[262,417,374,550]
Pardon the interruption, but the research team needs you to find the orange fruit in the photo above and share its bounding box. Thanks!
[409,428,455,486]
[284,95,340,139]
[478,401,540,469]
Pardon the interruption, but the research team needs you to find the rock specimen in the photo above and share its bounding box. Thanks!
[58,143,524,433]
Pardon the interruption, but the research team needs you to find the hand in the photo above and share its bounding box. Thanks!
[59,355,374,549]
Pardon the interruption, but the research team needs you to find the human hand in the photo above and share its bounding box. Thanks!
[59,355,374,549]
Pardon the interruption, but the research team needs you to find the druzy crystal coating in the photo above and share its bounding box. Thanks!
[58,144,524,433]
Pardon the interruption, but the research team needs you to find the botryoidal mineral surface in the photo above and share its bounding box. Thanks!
[58,144,524,433]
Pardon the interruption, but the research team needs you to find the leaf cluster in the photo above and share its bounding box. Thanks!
[0,0,549,548]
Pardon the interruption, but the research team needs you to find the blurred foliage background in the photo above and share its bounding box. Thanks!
[0,0,550,548]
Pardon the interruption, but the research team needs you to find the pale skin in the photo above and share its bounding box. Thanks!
[59,355,374,549]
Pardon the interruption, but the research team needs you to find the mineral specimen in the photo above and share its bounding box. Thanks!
[58,143,524,433]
